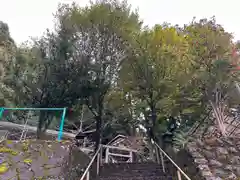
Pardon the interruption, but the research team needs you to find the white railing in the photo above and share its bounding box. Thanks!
[154,142,191,180]
[79,143,191,180]
[79,144,136,180]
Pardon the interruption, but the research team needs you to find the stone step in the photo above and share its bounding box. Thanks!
[101,162,168,169]
[96,175,174,180]
[100,170,165,177]
[100,166,165,173]
[100,162,169,173]
[95,162,174,180]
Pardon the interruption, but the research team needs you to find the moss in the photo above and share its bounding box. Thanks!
[0,163,8,174]
[6,140,12,144]
[23,159,32,164]
[0,147,18,155]
[22,141,30,151]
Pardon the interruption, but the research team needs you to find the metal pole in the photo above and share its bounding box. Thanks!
[86,171,90,180]
[97,153,100,175]
[177,170,182,180]
[0,108,4,119]
[100,146,103,166]
[129,151,133,162]
[58,108,67,141]
[3,107,65,111]
[160,151,165,173]
[105,147,109,163]
[156,146,160,164]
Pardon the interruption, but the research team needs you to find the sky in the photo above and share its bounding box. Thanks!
[0,0,239,45]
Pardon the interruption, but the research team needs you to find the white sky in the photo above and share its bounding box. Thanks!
[0,0,239,45]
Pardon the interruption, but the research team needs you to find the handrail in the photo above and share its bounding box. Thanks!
[102,144,138,152]
[80,142,190,180]
[80,145,102,180]
[154,142,191,180]
[79,143,135,179]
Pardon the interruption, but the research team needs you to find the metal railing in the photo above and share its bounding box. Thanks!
[154,142,191,180]
[80,145,102,180]
[79,142,191,180]
[80,144,136,180]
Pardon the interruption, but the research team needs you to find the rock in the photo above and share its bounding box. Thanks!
[218,155,228,161]
[203,150,216,159]
[205,137,218,146]
[198,164,211,171]
[201,170,213,177]
[191,151,204,158]
[205,177,223,180]
[225,165,233,171]
[222,139,234,146]
[229,147,238,153]
[195,158,208,164]
[230,156,240,164]
[233,166,240,176]
[196,139,205,147]
[225,172,237,180]
[213,168,231,178]
[209,160,223,167]
[186,142,198,152]
[216,139,224,145]
[216,147,228,156]
[187,145,198,153]
[205,146,213,150]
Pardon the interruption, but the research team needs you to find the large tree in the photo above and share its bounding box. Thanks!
[120,24,192,144]
[0,21,16,107]
[182,17,238,137]
[54,0,141,150]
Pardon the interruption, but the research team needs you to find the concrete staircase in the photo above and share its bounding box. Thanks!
[95,162,174,180]
[79,144,191,180]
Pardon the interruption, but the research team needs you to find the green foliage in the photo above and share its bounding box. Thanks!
[0,1,239,151]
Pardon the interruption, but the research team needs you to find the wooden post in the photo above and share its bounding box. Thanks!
[86,171,90,180]
[155,147,160,164]
[105,147,109,163]
[129,151,133,162]
[160,151,165,173]
[100,146,103,166]
[177,170,182,180]
[97,153,100,175]
[83,137,87,147]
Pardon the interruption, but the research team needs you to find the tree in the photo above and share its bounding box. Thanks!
[120,24,192,144]
[183,17,238,137]
[56,0,142,150]
[0,21,16,107]
[102,88,138,143]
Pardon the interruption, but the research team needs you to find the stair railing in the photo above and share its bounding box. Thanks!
[80,144,136,180]
[80,144,102,180]
[103,145,137,163]
[154,142,191,180]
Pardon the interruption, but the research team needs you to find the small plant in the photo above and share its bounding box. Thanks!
[172,129,190,152]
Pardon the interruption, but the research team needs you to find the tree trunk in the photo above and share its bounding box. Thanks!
[150,104,157,142]
[94,115,102,152]
[37,111,46,139]
[209,100,227,137]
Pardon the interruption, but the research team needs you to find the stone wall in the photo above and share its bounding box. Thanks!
[186,137,240,179]
[163,146,203,180]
